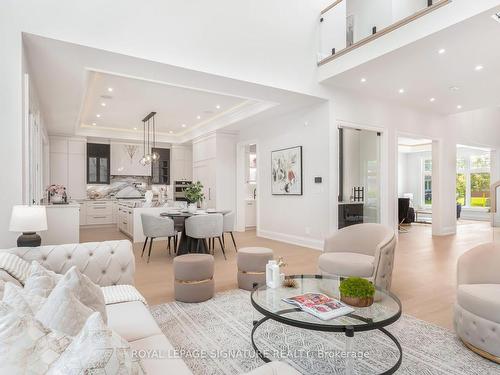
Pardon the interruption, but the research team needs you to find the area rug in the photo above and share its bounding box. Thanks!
[149,289,499,374]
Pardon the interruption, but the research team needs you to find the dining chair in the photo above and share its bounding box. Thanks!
[185,214,226,260]
[140,214,178,263]
[222,211,237,251]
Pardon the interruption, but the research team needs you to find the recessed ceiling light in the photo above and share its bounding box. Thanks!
[449,86,460,92]
[196,115,201,120]
[457,105,462,109]
[475,65,484,71]
[398,88,405,94]
[215,105,221,109]
[181,124,187,128]
[360,78,367,83]
[438,48,446,54]
[92,122,96,126]
[168,130,174,134]
[430,97,436,102]
[133,127,137,130]
[96,114,101,118]
[107,87,113,92]
[101,102,106,107]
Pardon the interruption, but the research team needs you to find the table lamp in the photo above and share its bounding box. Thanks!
[9,205,47,247]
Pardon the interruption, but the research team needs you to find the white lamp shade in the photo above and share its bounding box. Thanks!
[9,205,48,232]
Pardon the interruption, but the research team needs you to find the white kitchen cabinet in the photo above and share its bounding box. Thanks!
[171,145,192,182]
[117,203,134,237]
[193,158,216,208]
[84,200,113,225]
[78,201,87,225]
[49,136,86,200]
[245,199,256,228]
[111,142,150,176]
[112,201,118,224]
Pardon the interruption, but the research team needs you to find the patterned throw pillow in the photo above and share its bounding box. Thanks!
[0,279,4,299]
[35,286,94,336]
[0,252,32,284]
[0,301,72,374]
[2,282,46,315]
[54,266,107,323]
[48,312,144,375]
[24,261,63,298]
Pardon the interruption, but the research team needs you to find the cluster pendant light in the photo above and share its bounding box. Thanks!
[139,111,160,166]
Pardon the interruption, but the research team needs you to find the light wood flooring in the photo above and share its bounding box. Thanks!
[80,220,497,330]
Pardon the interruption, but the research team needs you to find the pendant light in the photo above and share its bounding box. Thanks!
[140,111,157,166]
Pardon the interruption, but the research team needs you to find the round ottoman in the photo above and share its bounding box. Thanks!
[237,247,274,291]
[173,254,214,303]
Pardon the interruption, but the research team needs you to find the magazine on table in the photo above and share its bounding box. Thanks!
[282,292,354,321]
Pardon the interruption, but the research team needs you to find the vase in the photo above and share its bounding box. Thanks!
[188,203,197,213]
[340,295,374,307]
[51,194,64,204]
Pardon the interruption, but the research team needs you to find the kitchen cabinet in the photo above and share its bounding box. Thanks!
[117,203,134,237]
[78,201,87,225]
[49,136,86,200]
[111,142,150,176]
[193,159,216,208]
[151,148,170,184]
[245,199,256,228]
[84,200,113,225]
[171,145,192,182]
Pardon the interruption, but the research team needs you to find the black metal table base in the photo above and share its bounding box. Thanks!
[251,312,402,375]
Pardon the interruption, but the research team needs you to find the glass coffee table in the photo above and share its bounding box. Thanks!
[250,275,402,375]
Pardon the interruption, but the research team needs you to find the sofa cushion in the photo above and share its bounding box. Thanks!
[130,334,192,375]
[457,284,500,324]
[318,252,374,277]
[106,301,162,342]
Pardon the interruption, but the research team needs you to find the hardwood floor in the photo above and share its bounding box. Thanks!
[80,220,496,330]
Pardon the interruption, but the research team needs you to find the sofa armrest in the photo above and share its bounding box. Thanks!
[3,240,135,287]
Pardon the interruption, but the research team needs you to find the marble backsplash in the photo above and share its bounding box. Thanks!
[87,176,171,199]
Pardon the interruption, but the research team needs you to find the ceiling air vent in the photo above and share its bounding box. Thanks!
[492,12,500,23]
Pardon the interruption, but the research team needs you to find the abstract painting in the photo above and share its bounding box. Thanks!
[271,146,302,195]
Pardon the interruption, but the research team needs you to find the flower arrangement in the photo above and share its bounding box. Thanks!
[47,184,66,203]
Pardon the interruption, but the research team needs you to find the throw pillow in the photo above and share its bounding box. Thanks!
[35,286,94,336]
[2,282,46,315]
[48,312,144,375]
[24,261,63,298]
[0,301,72,374]
[53,266,107,323]
[0,279,4,299]
[0,252,32,284]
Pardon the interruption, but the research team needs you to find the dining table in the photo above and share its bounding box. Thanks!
[160,209,231,256]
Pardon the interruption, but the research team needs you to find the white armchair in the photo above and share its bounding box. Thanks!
[318,223,397,291]
[454,242,500,362]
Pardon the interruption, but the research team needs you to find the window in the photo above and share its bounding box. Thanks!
[87,143,110,184]
[456,148,491,208]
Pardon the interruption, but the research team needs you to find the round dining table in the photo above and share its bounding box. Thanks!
[160,210,231,256]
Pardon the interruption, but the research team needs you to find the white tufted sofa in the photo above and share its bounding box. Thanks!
[318,223,397,291]
[454,242,500,363]
[0,240,300,375]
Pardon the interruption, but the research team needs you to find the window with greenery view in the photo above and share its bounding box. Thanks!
[423,159,432,206]
[456,148,490,208]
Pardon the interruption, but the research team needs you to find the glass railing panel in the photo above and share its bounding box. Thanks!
[319,0,450,64]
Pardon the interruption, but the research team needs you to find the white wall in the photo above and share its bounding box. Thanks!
[238,102,330,249]
[399,150,432,209]
[347,0,393,42]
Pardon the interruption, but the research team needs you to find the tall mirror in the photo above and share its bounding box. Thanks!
[338,127,381,229]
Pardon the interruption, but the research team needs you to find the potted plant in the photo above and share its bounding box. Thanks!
[184,181,205,213]
[339,277,375,307]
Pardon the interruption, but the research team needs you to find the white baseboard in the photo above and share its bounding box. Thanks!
[433,226,456,236]
[257,229,323,251]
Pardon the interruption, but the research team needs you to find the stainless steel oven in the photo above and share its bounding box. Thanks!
[174,180,192,201]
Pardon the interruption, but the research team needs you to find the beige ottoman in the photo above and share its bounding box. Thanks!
[173,254,214,303]
[237,247,274,291]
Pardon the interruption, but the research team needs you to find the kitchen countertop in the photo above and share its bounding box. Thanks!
[338,201,364,205]
[43,202,80,208]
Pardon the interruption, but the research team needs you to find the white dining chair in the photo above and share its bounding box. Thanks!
[185,214,226,260]
[222,211,237,251]
[141,214,178,263]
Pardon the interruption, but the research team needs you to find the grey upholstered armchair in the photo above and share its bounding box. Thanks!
[318,223,397,291]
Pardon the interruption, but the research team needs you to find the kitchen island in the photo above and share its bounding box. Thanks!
[40,203,80,245]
